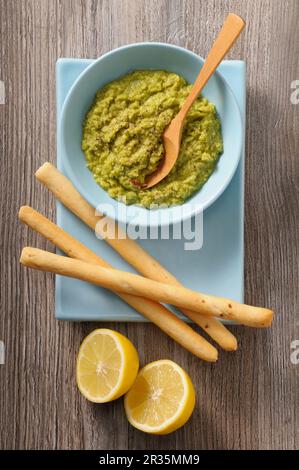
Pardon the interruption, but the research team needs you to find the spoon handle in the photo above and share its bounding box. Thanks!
[178,13,245,119]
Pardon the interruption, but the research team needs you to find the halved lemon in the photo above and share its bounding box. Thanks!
[124,359,195,434]
[76,329,139,403]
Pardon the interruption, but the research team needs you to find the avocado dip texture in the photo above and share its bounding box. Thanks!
[82,70,223,208]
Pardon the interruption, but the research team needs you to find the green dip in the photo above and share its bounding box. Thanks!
[82,70,223,208]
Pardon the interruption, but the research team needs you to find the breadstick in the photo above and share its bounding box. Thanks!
[19,207,218,362]
[20,247,273,327]
[35,162,237,350]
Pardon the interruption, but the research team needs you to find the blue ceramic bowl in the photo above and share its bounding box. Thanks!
[60,42,242,227]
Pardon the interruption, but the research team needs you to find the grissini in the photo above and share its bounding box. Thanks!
[35,162,237,350]
[20,247,274,327]
[19,207,218,362]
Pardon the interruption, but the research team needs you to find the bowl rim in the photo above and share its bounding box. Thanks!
[60,41,243,228]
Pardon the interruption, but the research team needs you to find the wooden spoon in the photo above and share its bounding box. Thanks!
[145,13,245,189]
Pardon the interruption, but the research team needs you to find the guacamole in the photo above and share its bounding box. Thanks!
[82,70,223,208]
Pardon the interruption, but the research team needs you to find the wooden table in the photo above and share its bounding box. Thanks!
[0,0,298,450]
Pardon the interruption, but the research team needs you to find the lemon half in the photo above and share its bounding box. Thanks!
[76,329,139,403]
[124,359,195,434]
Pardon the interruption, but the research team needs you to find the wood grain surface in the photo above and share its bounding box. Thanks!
[0,0,298,450]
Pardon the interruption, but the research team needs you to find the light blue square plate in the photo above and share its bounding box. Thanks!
[56,59,245,321]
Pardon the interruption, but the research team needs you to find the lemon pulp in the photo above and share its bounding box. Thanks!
[76,329,139,403]
[124,359,195,434]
